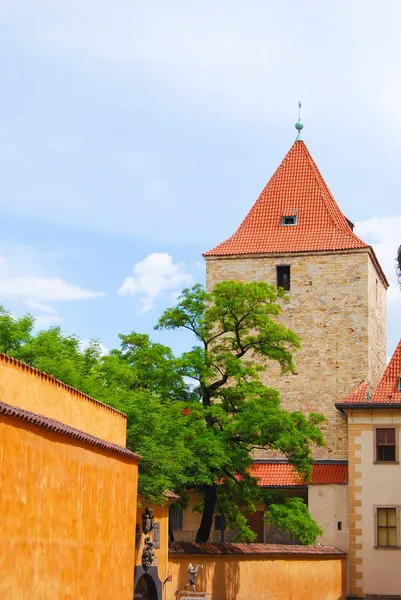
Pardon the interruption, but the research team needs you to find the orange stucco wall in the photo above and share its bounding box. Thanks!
[0,356,127,444]
[167,554,346,600]
[0,414,139,600]
[135,501,170,599]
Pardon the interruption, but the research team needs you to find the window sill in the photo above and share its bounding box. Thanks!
[373,461,400,465]
[374,546,401,550]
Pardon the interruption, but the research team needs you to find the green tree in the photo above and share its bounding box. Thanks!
[0,307,34,355]
[0,281,325,545]
[156,281,325,542]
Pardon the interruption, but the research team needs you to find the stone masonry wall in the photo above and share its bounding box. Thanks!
[367,256,387,392]
[206,249,385,460]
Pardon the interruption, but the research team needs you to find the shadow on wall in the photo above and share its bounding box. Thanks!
[213,559,240,600]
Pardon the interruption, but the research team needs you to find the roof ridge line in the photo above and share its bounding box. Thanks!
[0,399,140,460]
[302,143,355,234]
[0,353,126,419]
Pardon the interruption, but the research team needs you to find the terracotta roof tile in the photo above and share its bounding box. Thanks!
[337,341,401,408]
[251,461,348,486]
[0,352,126,418]
[164,490,180,500]
[336,380,369,405]
[0,400,140,460]
[371,340,401,404]
[169,541,345,556]
[204,140,370,256]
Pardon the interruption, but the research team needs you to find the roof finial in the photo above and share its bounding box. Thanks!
[295,101,303,141]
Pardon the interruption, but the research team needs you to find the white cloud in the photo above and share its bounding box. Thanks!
[0,277,103,302]
[2,0,401,127]
[355,214,401,353]
[79,339,109,356]
[118,253,194,312]
[0,246,105,327]
[35,314,64,328]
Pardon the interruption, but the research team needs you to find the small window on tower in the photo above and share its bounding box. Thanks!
[277,266,291,291]
[281,214,298,226]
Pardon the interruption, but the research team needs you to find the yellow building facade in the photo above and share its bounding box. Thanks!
[0,353,140,600]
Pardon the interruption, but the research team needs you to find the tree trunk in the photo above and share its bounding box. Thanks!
[168,515,175,542]
[195,485,217,542]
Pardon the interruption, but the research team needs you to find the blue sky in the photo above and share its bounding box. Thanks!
[0,0,400,359]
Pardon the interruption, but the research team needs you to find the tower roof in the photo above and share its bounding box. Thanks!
[204,140,369,257]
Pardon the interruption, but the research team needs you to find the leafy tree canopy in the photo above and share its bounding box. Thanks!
[0,281,325,544]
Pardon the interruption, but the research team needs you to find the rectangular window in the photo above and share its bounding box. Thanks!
[398,375,401,392]
[169,504,183,530]
[281,215,297,226]
[277,266,291,291]
[376,428,396,462]
[377,507,398,547]
[281,211,298,226]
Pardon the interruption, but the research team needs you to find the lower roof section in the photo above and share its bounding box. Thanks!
[169,541,345,557]
[0,399,140,461]
[251,460,348,487]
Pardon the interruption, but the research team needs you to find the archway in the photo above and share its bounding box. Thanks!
[134,573,158,600]
[134,570,160,600]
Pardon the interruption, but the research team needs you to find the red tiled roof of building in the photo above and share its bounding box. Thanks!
[204,141,386,279]
[337,341,401,408]
[0,400,141,460]
[370,340,401,404]
[336,380,369,405]
[0,352,126,418]
[164,490,180,500]
[169,541,345,556]
[251,461,348,487]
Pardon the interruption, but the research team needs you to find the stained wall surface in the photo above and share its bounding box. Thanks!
[167,554,346,600]
[206,250,387,459]
[308,484,349,551]
[0,414,139,600]
[0,354,127,445]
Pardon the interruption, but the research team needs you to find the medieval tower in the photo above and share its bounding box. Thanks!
[204,124,388,460]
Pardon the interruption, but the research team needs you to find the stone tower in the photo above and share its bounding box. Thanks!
[204,130,388,459]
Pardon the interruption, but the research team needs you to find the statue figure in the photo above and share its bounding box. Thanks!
[397,244,401,288]
[142,507,154,534]
[142,536,155,571]
[185,563,203,592]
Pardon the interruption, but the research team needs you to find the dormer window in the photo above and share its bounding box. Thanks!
[281,211,298,226]
[398,376,401,392]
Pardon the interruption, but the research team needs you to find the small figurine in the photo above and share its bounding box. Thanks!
[185,563,203,592]
[142,536,155,571]
[142,507,154,534]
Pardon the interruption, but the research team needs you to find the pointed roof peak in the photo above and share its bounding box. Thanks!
[204,138,370,257]
[295,101,304,141]
[370,340,401,404]
[337,341,401,407]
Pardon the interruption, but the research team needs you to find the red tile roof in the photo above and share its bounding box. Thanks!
[204,140,379,262]
[169,541,345,556]
[0,352,126,418]
[164,490,180,500]
[371,340,401,404]
[251,461,348,486]
[337,341,401,408]
[0,400,140,460]
[336,380,369,405]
